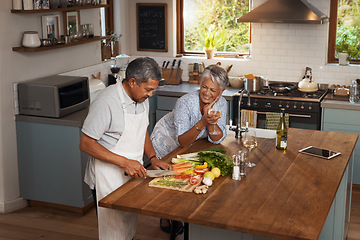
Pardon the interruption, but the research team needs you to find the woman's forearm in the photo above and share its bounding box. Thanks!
[178,119,206,147]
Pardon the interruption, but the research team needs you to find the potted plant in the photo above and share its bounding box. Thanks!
[204,32,216,59]
[335,33,360,65]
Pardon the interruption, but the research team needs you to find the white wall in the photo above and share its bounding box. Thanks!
[0,1,104,213]
[127,0,360,86]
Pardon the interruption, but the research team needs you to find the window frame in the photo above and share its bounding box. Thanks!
[328,0,359,64]
[176,0,251,58]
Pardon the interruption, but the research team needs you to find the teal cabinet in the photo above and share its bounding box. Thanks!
[16,120,92,210]
[322,108,360,184]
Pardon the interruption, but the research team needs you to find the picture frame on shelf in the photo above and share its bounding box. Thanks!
[63,11,80,37]
[41,15,60,39]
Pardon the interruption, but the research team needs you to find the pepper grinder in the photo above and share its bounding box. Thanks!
[239,150,246,176]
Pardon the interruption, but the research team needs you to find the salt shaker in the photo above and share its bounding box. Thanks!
[232,154,240,181]
[349,80,359,103]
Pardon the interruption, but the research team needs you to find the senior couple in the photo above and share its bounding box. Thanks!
[79,57,229,239]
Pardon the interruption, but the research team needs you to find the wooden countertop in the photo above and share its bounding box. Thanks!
[99,128,358,240]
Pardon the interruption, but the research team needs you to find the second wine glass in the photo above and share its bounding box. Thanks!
[242,128,257,167]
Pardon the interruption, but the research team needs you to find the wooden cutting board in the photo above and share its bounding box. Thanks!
[148,177,201,192]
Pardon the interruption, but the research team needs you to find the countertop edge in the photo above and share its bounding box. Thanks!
[321,99,360,111]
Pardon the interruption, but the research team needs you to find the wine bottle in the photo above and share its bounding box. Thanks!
[276,108,288,150]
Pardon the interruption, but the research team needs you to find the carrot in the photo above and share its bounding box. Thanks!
[172,161,186,168]
[172,162,192,170]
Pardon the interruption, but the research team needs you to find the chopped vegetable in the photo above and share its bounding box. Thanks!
[202,177,213,186]
[195,162,208,169]
[190,175,202,185]
[171,158,201,165]
[153,180,188,187]
[194,168,209,175]
[172,162,193,170]
[173,174,192,179]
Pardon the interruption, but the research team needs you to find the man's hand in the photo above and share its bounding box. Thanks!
[123,159,147,178]
[151,158,172,170]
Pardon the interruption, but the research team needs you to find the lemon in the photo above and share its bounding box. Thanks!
[203,171,215,181]
[211,167,221,178]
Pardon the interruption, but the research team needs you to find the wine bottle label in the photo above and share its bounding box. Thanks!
[280,135,287,148]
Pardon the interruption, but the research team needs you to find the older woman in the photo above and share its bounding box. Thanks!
[150,64,229,238]
[151,64,229,159]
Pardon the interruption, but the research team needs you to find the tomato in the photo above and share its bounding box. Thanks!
[194,168,209,175]
[189,175,202,185]
[173,174,191,179]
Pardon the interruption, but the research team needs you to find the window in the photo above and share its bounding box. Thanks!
[177,0,251,57]
[328,0,360,64]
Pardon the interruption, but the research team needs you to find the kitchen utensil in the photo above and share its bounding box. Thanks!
[22,31,41,48]
[175,59,182,81]
[226,64,233,73]
[229,76,245,89]
[169,59,176,80]
[298,67,318,92]
[146,170,178,178]
[268,82,296,93]
[244,78,260,92]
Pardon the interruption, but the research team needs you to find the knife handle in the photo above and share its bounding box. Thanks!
[171,59,176,68]
[177,59,182,69]
[165,61,170,69]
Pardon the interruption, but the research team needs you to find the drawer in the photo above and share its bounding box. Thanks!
[157,96,178,111]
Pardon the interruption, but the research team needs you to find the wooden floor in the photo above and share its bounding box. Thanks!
[0,188,359,240]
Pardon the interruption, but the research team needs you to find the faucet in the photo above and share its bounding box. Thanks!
[229,89,251,138]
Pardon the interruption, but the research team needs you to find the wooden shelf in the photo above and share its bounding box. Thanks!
[12,36,108,52]
[11,4,108,13]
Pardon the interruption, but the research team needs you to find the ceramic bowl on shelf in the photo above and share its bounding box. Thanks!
[22,31,41,48]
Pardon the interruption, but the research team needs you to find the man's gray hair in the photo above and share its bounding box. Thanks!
[125,57,161,85]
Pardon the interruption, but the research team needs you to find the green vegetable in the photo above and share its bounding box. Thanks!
[198,150,233,176]
[154,180,188,187]
[171,158,202,165]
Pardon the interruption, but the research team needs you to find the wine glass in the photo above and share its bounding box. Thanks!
[208,104,221,135]
[242,128,257,167]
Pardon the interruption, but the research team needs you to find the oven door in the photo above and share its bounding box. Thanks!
[231,96,321,130]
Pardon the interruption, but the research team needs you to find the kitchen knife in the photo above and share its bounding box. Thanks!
[168,59,177,80]
[175,59,182,81]
[162,61,166,69]
[146,170,178,178]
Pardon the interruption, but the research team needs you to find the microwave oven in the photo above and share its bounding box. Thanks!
[17,75,90,118]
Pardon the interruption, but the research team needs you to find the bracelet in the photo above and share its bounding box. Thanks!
[195,123,201,131]
[149,155,158,161]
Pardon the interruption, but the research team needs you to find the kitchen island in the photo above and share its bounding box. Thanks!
[99,128,358,240]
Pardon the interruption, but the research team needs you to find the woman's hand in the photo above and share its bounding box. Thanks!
[202,104,221,126]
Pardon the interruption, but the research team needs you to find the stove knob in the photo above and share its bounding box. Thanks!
[309,106,312,110]
[279,104,283,108]
[253,102,258,106]
[293,105,297,109]
[300,105,305,110]
[286,104,290,108]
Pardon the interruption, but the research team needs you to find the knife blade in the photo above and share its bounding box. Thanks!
[146,170,178,178]
[168,59,177,80]
[175,59,182,81]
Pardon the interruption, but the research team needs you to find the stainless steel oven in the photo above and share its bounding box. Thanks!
[231,87,327,130]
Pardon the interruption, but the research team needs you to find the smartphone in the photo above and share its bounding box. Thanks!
[299,146,341,159]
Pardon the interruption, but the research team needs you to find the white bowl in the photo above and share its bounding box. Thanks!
[229,76,245,89]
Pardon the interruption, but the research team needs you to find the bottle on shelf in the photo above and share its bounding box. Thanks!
[276,108,288,150]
